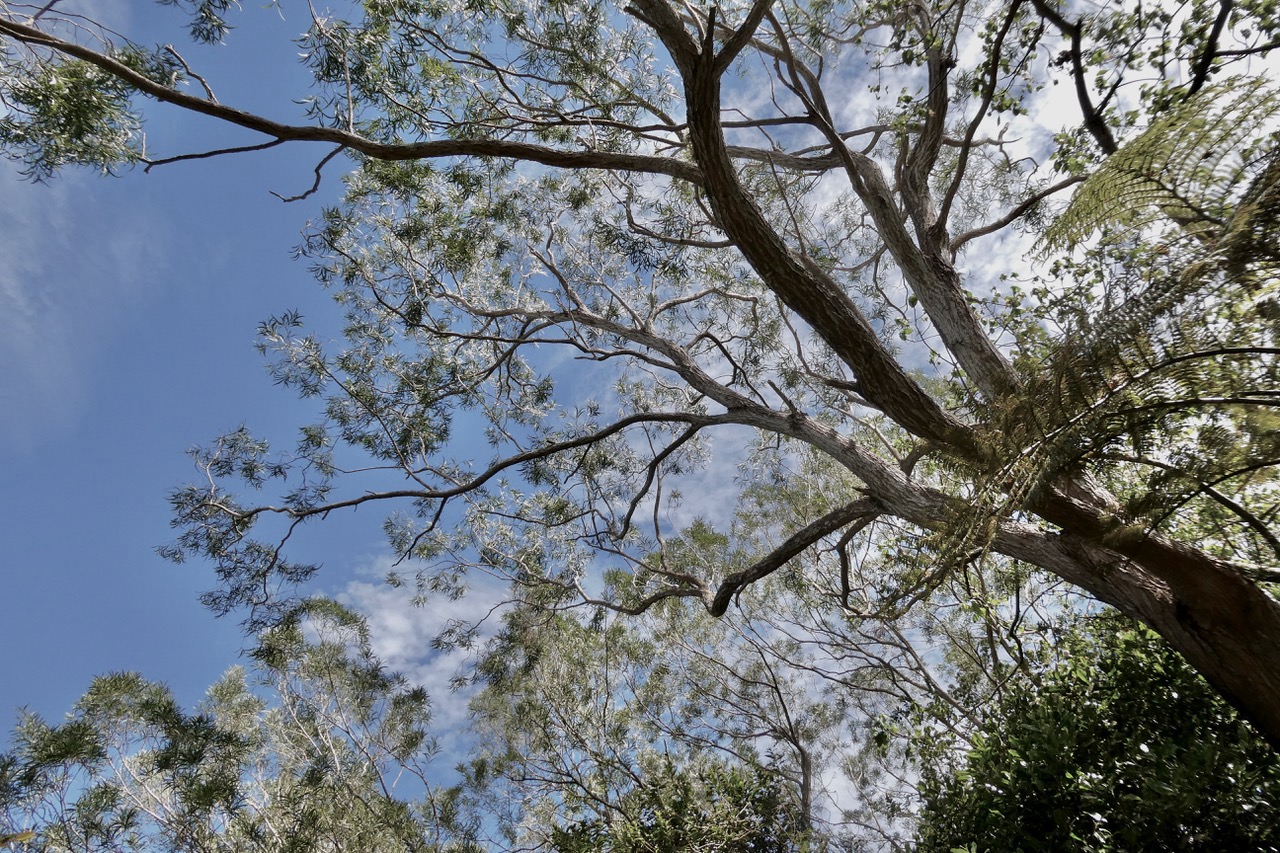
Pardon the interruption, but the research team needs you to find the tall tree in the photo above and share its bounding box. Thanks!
[2,0,1279,745]
[548,757,807,853]
[453,449,1091,849]
[462,557,834,848]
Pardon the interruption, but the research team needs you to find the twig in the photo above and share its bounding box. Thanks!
[163,44,218,102]
[271,145,346,202]
[143,138,286,171]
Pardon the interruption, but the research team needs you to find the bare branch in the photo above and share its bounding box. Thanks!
[143,139,287,171]
[949,175,1083,251]
[1187,0,1235,97]
[1028,0,1118,154]
[710,499,879,616]
[162,44,216,102]
[0,15,703,185]
[270,145,346,203]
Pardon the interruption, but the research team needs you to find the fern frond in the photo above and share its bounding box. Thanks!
[1221,147,1280,295]
[1041,77,1280,253]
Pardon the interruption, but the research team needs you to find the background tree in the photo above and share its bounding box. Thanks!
[456,452,1092,850]
[0,600,475,852]
[913,619,1280,852]
[2,0,1279,772]
[549,758,806,853]
[462,561,834,849]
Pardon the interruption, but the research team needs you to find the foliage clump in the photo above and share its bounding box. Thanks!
[915,621,1280,852]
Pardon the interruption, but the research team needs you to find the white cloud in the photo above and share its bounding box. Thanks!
[337,558,511,739]
[658,421,757,533]
[0,171,157,447]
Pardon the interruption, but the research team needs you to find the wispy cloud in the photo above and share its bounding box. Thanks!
[0,175,100,445]
[338,558,510,737]
[0,170,164,448]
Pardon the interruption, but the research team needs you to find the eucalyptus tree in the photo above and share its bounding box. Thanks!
[547,758,806,852]
[462,609,802,849]
[453,442,1088,849]
[0,600,474,852]
[462,532,837,849]
[2,0,1279,748]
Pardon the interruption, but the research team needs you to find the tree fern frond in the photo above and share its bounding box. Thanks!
[1221,147,1280,295]
[1041,77,1280,253]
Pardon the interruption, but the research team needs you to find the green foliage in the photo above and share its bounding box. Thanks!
[463,574,837,850]
[0,600,474,852]
[158,0,240,45]
[1042,77,1280,253]
[945,74,1280,569]
[0,54,143,179]
[551,758,807,853]
[1221,147,1280,293]
[4,0,1280,847]
[914,620,1280,852]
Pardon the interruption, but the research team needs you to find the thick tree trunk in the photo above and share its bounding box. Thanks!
[1034,487,1280,748]
[1141,570,1280,750]
[638,0,1280,749]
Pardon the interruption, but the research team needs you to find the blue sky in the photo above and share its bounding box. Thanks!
[0,2,390,735]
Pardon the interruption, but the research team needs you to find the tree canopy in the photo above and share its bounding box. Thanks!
[2,0,1280,844]
[914,619,1280,852]
[1,600,474,851]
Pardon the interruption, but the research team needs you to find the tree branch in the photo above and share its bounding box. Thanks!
[1100,452,1280,561]
[766,9,1023,403]
[0,15,702,185]
[1029,0,1118,154]
[270,145,346,203]
[143,139,287,171]
[1187,0,1234,97]
[950,175,1084,251]
[636,0,982,453]
[710,499,879,616]
[937,0,1025,233]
